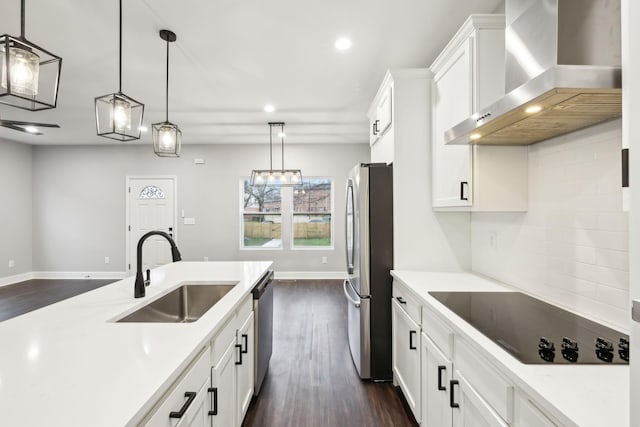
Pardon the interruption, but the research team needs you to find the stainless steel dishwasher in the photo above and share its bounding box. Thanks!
[252,269,274,395]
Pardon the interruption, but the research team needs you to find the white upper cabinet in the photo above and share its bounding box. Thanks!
[430,14,528,211]
[369,84,393,147]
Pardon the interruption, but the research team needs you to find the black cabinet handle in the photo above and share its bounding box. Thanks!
[375,119,380,134]
[449,380,459,408]
[460,181,468,201]
[409,330,417,350]
[169,391,197,419]
[207,387,218,416]
[235,344,243,365]
[242,334,248,354]
[372,121,378,136]
[437,365,446,391]
[396,296,407,304]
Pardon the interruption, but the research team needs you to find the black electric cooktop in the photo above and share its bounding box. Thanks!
[429,291,629,365]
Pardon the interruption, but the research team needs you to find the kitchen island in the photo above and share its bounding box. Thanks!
[0,261,272,426]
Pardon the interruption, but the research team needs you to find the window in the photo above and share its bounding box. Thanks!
[292,178,333,248]
[139,185,165,199]
[241,180,282,249]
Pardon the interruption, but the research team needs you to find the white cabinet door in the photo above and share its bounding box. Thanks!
[236,311,255,423]
[452,374,509,427]
[392,299,421,422]
[176,380,211,427]
[421,333,453,427]
[211,339,236,427]
[432,38,473,208]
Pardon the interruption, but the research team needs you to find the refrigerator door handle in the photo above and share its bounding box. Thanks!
[343,280,361,308]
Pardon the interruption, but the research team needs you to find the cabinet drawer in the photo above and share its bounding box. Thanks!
[212,315,236,366]
[392,281,421,326]
[422,305,454,359]
[456,339,514,423]
[236,295,253,325]
[144,346,211,426]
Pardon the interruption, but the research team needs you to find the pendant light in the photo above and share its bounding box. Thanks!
[250,122,303,186]
[152,29,181,157]
[0,0,62,111]
[94,0,144,141]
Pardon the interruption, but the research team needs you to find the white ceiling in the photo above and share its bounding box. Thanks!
[0,0,502,145]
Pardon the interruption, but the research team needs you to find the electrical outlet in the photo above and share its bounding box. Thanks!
[203,256,209,262]
[321,256,327,264]
[104,256,110,264]
[8,260,15,268]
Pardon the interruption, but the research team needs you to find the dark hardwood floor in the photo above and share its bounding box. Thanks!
[0,278,114,322]
[243,280,418,427]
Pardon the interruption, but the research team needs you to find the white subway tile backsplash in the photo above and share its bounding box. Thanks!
[471,120,629,331]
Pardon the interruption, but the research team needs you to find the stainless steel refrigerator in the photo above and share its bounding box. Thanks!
[343,163,393,380]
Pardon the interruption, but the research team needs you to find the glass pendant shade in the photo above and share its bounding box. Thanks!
[95,92,144,141]
[0,35,61,111]
[152,122,181,157]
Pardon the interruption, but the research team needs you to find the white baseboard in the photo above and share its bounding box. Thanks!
[0,272,34,288]
[31,271,127,280]
[274,271,346,280]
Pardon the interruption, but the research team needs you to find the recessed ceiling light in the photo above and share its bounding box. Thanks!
[469,133,482,140]
[334,37,352,51]
[525,105,542,114]
[25,126,39,134]
[264,104,275,113]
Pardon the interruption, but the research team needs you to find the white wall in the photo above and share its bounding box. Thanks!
[31,143,369,276]
[0,138,32,279]
[472,119,628,330]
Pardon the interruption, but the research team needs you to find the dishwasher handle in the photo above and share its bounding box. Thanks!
[253,269,274,299]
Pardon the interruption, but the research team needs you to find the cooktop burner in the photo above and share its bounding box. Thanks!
[429,291,629,364]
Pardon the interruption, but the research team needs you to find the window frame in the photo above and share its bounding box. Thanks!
[239,178,284,251]
[290,177,334,251]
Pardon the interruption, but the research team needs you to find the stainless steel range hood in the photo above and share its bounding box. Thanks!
[445,0,621,146]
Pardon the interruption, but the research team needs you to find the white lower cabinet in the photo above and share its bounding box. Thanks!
[144,295,256,427]
[421,333,452,427]
[392,298,421,422]
[143,347,211,427]
[452,374,508,427]
[210,296,255,427]
[211,338,236,427]
[236,311,255,423]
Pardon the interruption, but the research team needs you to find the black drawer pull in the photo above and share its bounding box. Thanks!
[437,365,446,391]
[450,380,459,408]
[235,343,243,365]
[207,387,218,416]
[242,333,248,354]
[460,181,468,201]
[169,391,197,419]
[409,330,417,350]
[396,296,407,304]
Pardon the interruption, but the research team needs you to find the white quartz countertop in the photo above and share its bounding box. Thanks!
[391,270,629,427]
[0,261,273,427]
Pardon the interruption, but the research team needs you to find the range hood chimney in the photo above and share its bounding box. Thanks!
[445,0,621,146]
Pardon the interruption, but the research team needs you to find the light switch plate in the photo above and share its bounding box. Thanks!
[184,217,196,225]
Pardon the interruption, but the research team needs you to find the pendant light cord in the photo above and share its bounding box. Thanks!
[118,0,122,93]
[165,36,170,123]
[281,123,285,173]
[20,0,26,39]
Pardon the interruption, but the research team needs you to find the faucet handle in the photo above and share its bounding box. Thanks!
[145,269,150,286]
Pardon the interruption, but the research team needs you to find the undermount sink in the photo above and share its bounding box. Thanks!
[117,283,236,323]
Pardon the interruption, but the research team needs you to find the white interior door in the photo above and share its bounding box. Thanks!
[127,177,177,276]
